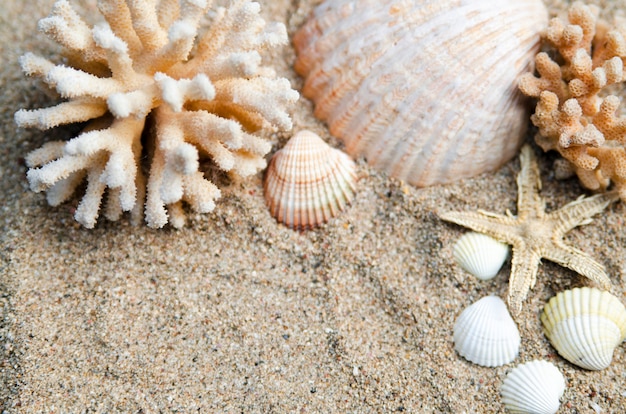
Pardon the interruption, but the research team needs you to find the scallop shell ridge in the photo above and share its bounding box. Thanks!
[453,232,509,280]
[294,0,548,187]
[500,360,565,414]
[541,287,626,370]
[264,130,357,230]
[453,296,520,367]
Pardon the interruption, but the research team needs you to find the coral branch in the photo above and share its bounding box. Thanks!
[16,0,298,228]
[38,0,93,52]
[520,1,626,200]
[15,99,107,129]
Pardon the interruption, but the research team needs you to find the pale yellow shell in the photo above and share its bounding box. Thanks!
[541,287,626,371]
[264,130,357,230]
[294,0,548,187]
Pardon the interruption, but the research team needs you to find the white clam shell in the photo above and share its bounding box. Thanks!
[294,0,548,187]
[500,360,565,414]
[453,232,509,280]
[453,296,520,367]
[541,287,626,371]
[264,130,357,230]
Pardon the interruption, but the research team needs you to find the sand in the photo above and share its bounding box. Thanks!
[2,0,626,412]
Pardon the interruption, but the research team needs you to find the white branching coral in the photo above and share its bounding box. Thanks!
[16,0,299,228]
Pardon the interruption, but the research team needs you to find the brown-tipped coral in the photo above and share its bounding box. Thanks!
[15,0,299,228]
[519,1,626,201]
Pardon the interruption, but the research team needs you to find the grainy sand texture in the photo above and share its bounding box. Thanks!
[2,0,626,412]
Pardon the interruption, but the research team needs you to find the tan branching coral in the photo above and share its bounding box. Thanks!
[519,2,626,200]
[15,0,299,228]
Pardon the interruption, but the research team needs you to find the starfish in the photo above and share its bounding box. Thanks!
[440,145,617,316]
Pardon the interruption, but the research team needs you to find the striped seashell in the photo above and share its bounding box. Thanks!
[453,296,520,367]
[453,232,509,280]
[500,360,565,414]
[264,130,357,230]
[294,0,548,187]
[541,287,626,370]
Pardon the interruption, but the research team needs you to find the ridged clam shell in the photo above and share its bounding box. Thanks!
[541,287,626,371]
[264,130,357,230]
[453,232,509,280]
[453,296,520,367]
[294,0,548,187]
[500,360,565,414]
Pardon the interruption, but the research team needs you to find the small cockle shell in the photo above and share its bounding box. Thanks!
[294,0,548,187]
[500,360,565,414]
[264,130,357,230]
[453,232,509,280]
[453,296,520,367]
[541,287,626,371]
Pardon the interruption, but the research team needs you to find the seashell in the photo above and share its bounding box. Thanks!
[453,296,520,367]
[500,360,565,414]
[453,232,509,280]
[541,287,626,371]
[294,0,548,187]
[264,130,357,230]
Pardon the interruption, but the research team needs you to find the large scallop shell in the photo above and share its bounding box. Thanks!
[500,360,565,414]
[264,130,357,230]
[541,287,626,371]
[294,0,548,187]
[453,296,520,367]
[453,232,509,281]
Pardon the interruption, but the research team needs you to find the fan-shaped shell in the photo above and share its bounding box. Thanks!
[453,296,520,367]
[294,0,548,187]
[541,287,626,371]
[453,232,509,280]
[264,130,357,230]
[500,360,565,414]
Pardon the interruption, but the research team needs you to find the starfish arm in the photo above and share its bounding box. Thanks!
[543,242,611,290]
[439,210,518,245]
[516,145,546,218]
[549,193,616,236]
[507,247,543,317]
